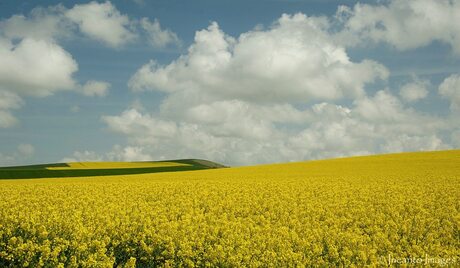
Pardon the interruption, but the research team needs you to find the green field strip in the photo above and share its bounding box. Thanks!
[0,159,225,179]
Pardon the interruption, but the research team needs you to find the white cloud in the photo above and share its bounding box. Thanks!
[102,109,178,145]
[354,90,427,123]
[0,90,23,128]
[63,145,152,162]
[439,74,460,111]
[0,152,15,167]
[0,38,78,97]
[104,13,456,165]
[103,92,448,165]
[288,104,374,160]
[1,2,177,51]
[140,18,181,48]
[399,77,429,102]
[0,2,127,127]
[0,143,35,166]
[17,144,35,157]
[1,2,454,166]
[61,150,104,163]
[106,145,151,162]
[288,93,449,160]
[65,1,137,48]
[353,90,445,137]
[0,110,19,128]
[81,80,110,97]
[336,0,460,54]
[129,15,388,102]
[0,34,78,126]
[0,90,23,110]
[0,1,181,129]
[381,134,444,153]
[0,5,69,41]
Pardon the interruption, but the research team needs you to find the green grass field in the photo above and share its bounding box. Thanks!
[0,159,226,179]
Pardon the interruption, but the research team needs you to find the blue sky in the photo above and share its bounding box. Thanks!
[0,0,459,166]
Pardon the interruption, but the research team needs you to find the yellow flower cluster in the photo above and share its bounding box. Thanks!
[1,150,459,267]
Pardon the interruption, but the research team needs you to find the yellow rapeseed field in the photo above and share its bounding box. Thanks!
[0,150,459,267]
[46,162,190,170]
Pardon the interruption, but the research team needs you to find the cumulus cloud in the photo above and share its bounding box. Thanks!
[0,38,78,97]
[103,97,448,165]
[439,74,460,111]
[81,80,110,97]
[399,77,429,102]
[129,15,388,102]
[102,109,178,145]
[61,150,104,163]
[0,110,19,128]
[381,134,444,153]
[0,1,147,127]
[1,2,453,165]
[62,145,151,162]
[0,90,23,128]
[65,1,137,48]
[1,1,177,50]
[0,5,69,41]
[353,90,434,124]
[140,18,181,48]
[0,90,23,111]
[353,90,445,135]
[0,6,77,128]
[336,0,460,54]
[0,144,35,166]
[0,152,15,167]
[17,144,35,157]
[106,145,151,162]
[0,1,178,99]
[102,13,457,165]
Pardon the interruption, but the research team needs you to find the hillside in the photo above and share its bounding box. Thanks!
[0,159,227,179]
[0,150,459,266]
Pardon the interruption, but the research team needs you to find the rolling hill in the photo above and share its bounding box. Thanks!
[0,159,227,179]
[0,150,459,266]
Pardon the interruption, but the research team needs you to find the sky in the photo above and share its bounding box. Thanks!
[0,0,459,167]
